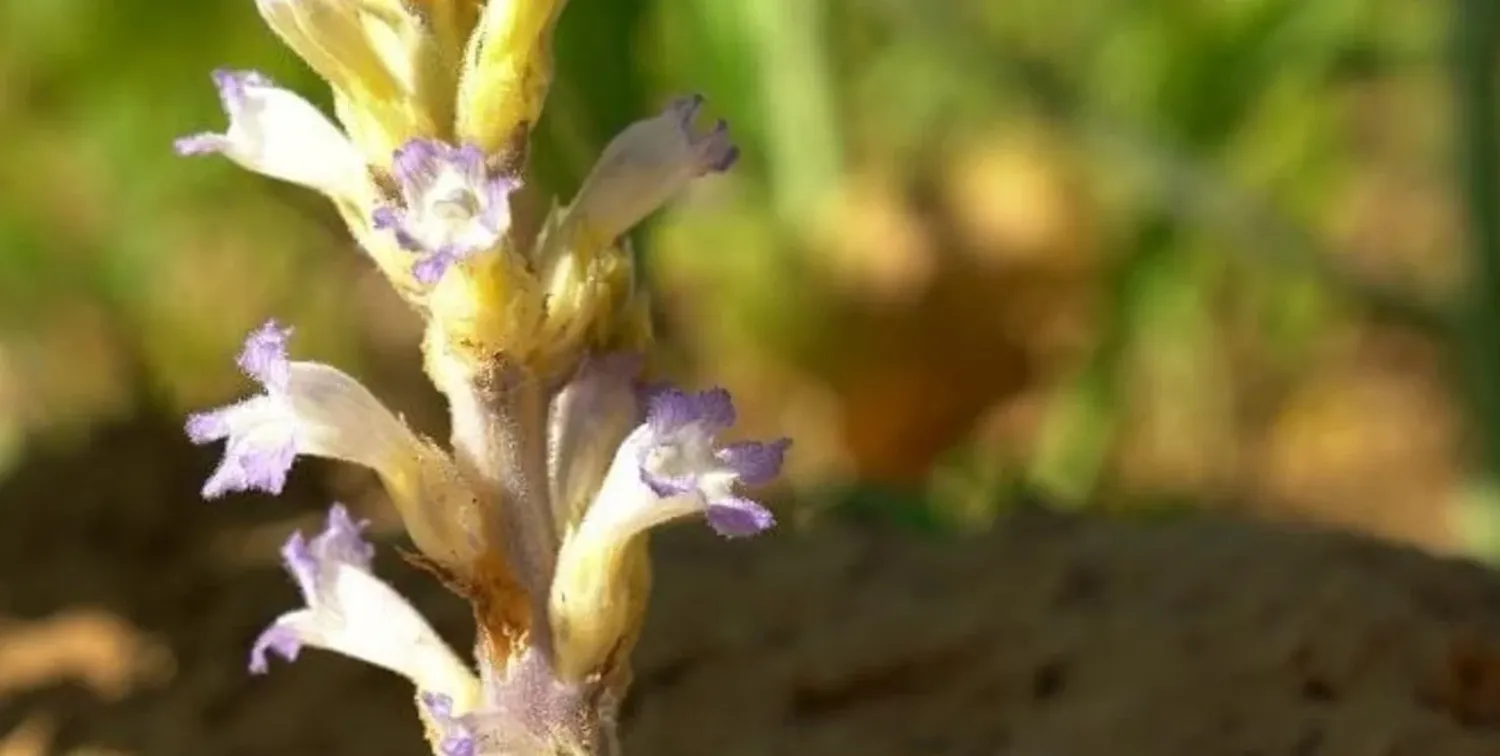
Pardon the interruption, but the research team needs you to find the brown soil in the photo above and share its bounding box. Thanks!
[4,413,1500,756]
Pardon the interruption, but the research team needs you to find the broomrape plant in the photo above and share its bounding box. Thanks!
[175,1,787,753]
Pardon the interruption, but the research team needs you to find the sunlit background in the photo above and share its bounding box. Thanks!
[1,0,1496,753]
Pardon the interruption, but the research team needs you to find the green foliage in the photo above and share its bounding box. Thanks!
[0,0,1478,541]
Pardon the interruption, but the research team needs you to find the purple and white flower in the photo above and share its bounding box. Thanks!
[251,505,476,701]
[561,94,738,250]
[575,385,788,543]
[186,320,429,500]
[175,69,370,204]
[373,139,519,284]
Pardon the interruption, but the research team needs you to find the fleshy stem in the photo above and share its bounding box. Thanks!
[425,331,559,658]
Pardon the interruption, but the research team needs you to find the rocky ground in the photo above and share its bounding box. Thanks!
[3,413,1500,756]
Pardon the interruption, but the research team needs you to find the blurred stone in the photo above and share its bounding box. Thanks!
[810,167,936,307]
[1255,328,1460,553]
[631,509,1500,756]
[941,129,1095,277]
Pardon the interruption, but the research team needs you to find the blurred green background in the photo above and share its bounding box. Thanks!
[0,0,1489,555]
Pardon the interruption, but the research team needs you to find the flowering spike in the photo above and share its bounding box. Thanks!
[177,0,793,747]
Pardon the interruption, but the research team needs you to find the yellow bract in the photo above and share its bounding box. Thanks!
[258,0,450,161]
[426,249,544,368]
[456,0,570,154]
[548,531,651,681]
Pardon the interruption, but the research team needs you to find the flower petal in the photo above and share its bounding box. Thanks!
[646,386,734,435]
[411,248,462,285]
[640,466,697,499]
[546,353,644,529]
[248,623,302,673]
[177,69,370,202]
[237,320,292,391]
[185,410,231,445]
[705,496,776,538]
[716,438,791,486]
[195,408,298,498]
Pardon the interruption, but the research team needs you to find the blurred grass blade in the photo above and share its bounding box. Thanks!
[718,0,844,228]
[1452,0,1500,556]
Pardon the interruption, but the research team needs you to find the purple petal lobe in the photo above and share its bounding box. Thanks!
[645,387,694,433]
[705,497,776,537]
[392,138,443,193]
[421,692,477,756]
[372,205,422,251]
[316,503,376,569]
[211,68,273,112]
[281,504,374,600]
[371,206,399,230]
[667,94,738,176]
[718,438,791,485]
[442,735,476,756]
[412,250,460,284]
[711,139,741,173]
[421,691,456,719]
[646,387,736,434]
[238,320,292,391]
[453,144,485,180]
[249,622,302,674]
[692,387,736,430]
[201,436,297,498]
[185,410,230,444]
[668,93,706,129]
[174,133,226,156]
[281,530,317,597]
[640,467,696,498]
